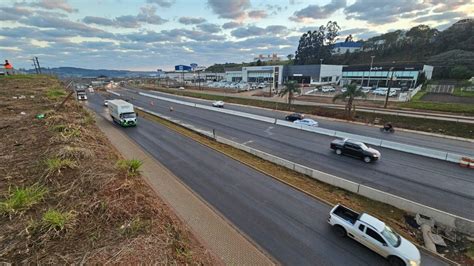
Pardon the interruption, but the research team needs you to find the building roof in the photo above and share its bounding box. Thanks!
[333,42,363,48]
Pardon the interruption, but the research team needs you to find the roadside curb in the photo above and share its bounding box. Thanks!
[138,107,459,266]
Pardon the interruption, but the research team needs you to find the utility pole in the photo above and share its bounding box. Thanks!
[32,58,39,74]
[368,55,375,88]
[35,57,42,74]
[384,67,395,109]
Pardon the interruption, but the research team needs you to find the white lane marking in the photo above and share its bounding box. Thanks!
[242,140,254,145]
[264,126,274,136]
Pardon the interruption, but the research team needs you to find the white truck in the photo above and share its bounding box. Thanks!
[108,100,137,127]
[76,88,87,100]
[328,204,420,266]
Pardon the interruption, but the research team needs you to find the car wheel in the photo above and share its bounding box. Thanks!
[363,156,372,163]
[335,149,342,155]
[333,225,347,237]
[387,256,404,266]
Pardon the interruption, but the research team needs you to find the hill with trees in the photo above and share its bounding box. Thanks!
[206,19,473,79]
[325,19,473,79]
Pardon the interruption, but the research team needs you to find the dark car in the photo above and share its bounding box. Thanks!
[330,138,381,163]
[285,113,305,122]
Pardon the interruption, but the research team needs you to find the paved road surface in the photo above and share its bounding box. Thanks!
[106,89,474,220]
[122,87,474,157]
[87,95,447,266]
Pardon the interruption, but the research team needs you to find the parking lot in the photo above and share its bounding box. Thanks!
[302,86,402,101]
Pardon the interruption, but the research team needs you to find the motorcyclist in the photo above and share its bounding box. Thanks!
[383,122,393,131]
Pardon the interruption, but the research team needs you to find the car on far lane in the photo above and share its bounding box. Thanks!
[321,86,336,93]
[212,100,225,108]
[294,118,319,127]
[330,138,381,163]
[285,113,305,122]
[104,100,109,106]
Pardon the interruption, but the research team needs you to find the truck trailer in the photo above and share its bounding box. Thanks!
[108,99,137,127]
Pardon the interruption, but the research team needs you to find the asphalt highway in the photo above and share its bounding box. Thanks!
[110,88,474,220]
[87,95,446,266]
[122,87,474,157]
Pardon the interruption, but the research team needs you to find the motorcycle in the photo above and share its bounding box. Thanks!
[380,126,395,133]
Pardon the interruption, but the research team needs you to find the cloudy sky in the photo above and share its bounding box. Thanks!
[0,0,472,71]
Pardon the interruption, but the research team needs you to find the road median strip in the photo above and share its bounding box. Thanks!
[135,106,469,264]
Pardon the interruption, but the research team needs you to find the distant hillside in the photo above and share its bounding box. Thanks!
[205,19,473,79]
[23,67,158,78]
[326,19,474,78]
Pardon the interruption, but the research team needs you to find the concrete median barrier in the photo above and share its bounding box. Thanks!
[300,125,337,137]
[358,185,474,236]
[276,120,302,129]
[380,140,448,160]
[334,132,383,146]
[106,90,121,96]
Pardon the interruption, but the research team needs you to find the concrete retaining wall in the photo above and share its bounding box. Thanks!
[138,106,474,236]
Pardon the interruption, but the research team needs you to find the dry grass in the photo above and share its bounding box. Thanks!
[0,75,215,264]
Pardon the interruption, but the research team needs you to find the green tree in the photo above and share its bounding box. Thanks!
[256,59,263,66]
[450,65,472,80]
[279,81,301,106]
[332,83,367,119]
[294,21,340,65]
[287,54,294,61]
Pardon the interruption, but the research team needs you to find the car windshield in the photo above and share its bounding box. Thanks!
[359,143,369,150]
[122,112,136,119]
[381,226,401,247]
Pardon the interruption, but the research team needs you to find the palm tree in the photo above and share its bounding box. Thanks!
[279,81,301,106]
[332,83,366,119]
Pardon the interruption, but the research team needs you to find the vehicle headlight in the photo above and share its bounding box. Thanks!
[409,260,419,266]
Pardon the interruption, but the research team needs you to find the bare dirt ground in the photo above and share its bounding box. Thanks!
[0,75,216,264]
[421,93,474,104]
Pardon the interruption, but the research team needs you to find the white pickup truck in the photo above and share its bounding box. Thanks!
[328,204,420,266]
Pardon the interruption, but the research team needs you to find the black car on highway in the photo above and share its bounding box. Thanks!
[330,138,381,163]
[285,113,305,122]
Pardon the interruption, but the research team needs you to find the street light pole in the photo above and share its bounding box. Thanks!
[368,55,375,88]
[320,58,323,65]
[384,67,394,109]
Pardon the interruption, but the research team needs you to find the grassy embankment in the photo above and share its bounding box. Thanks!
[0,75,213,264]
[139,85,474,139]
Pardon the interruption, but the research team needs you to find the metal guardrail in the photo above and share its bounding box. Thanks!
[137,91,471,164]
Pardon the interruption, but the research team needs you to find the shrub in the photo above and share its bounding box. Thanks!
[57,146,93,160]
[0,185,48,214]
[42,209,75,232]
[45,157,77,175]
[116,159,143,177]
[119,217,150,236]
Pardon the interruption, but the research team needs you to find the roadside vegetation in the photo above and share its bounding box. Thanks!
[140,86,474,139]
[0,75,214,264]
[138,109,472,265]
[399,87,474,115]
